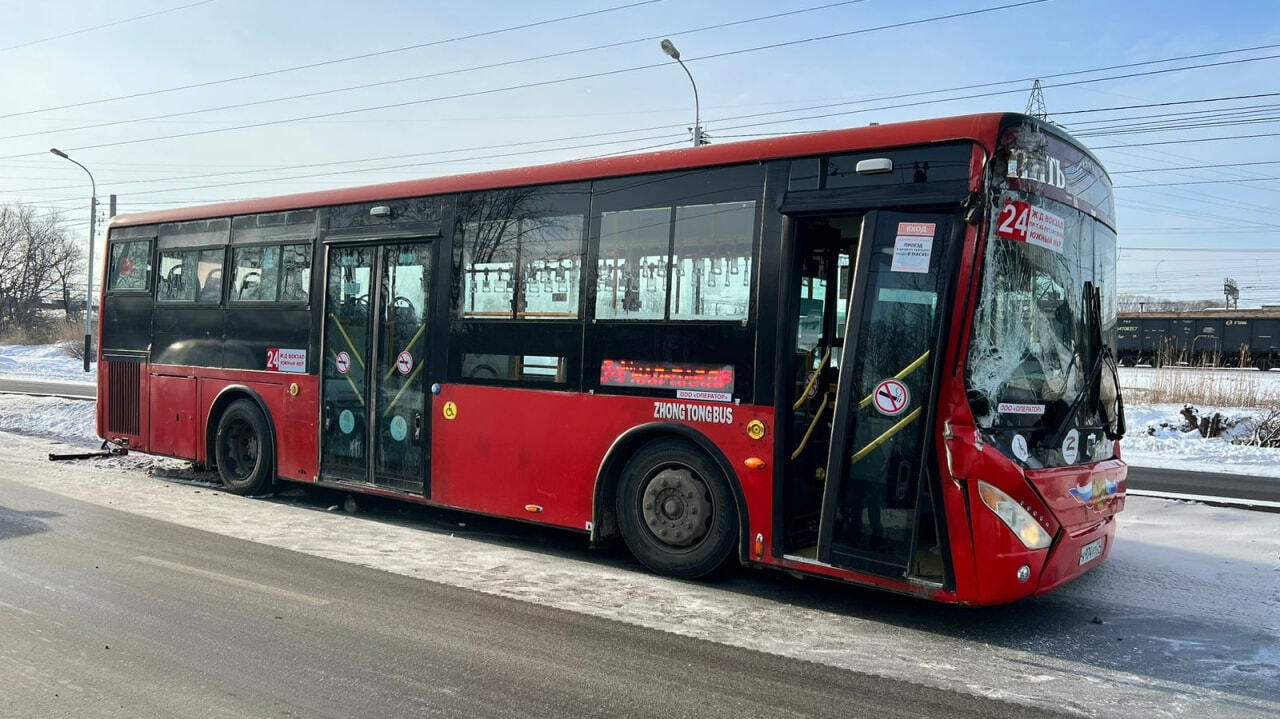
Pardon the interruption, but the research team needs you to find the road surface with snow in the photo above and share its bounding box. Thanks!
[0,429,1274,718]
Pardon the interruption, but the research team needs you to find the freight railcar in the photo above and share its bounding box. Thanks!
[1116,309,1280,370]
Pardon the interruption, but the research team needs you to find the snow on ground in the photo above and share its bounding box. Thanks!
[0,394,98,442]
[1116,367,1280,477]
[0,343,96,384]
[1,430,1277,719]
[1120,404,1280,479]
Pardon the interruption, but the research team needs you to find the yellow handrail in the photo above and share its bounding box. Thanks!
[327,349,365,407]
[327,313,367,370]
[850,407,922,464]
[382,321,427,382]
[789,393,830,461]
[793,346,832,411]
[383,359,426,417]
[857,350,931,410]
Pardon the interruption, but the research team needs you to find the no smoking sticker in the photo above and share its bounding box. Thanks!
[335,351,351,375]
[872,378,910,416]
[396,351,414,375]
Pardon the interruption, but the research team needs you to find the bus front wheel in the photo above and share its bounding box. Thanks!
[616,439,738,579]
[214,399,274,495]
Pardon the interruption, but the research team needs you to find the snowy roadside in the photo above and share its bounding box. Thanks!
[1121,404,1280,479]
[0,343,96,385]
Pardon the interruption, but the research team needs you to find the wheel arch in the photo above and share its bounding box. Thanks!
[591,422,750,564]
[204,384,279,477]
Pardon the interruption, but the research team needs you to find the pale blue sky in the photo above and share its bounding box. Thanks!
[2,0,1278,303]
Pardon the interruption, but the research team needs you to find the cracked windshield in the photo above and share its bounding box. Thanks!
[968,128,1120,467]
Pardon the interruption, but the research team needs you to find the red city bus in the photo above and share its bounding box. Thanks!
[97,113,1126,605]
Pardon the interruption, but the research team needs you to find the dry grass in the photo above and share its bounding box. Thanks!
[1121,367,1280,408]
[0,318,87,357]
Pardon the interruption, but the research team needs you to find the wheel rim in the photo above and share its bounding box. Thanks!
[640,466,713,548]
[223,419,258,481]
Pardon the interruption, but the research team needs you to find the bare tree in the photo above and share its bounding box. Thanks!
[1119,294,1223,313]
[0,202,84,339]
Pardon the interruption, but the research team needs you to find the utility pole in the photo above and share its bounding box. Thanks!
[1026,79,1048,120]
[50,148,96,372]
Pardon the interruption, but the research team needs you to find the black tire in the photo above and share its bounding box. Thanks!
[214,398,274,495]
[615,439,738,579]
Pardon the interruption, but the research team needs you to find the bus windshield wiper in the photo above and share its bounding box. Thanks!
[1043,282,1103,451]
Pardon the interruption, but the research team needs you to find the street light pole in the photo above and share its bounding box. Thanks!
[50,148,97,373]
[659,39,706,146]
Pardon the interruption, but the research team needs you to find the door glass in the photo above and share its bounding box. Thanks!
[823,213,949,573]
[786,229,856,555]
[373,244,431,491]
[322,246,375,479]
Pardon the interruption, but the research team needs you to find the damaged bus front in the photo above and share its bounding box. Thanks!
[960,119,1126,603]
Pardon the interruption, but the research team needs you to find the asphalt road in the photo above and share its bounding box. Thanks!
[0,376,95,399]
[0,477,1055,719]
[1125,465,1280,503]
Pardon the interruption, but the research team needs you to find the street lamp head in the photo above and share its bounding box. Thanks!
[50,147,69,159]
[659,38,680,60]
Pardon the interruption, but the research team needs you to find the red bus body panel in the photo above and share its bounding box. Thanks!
[431,384,775,535]
[110,363,320,482]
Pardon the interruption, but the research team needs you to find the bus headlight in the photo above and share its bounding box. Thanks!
[977,481,1052,550]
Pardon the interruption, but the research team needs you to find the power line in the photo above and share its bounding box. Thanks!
[13,47,1280,208]
[1091,132,1280,149]
[1116,176,1280,188]
[0,0,664,119]
[1111,159,1280,174]
[1053,92,1280,117]
[0,0,871,144]
[1066,103,1280,133]
[1118,247,1280,253]
[0,0,216,53]
[0,0,1038,157]
[12,43,1280,193]
[18,51,1280,199]
[682,54,1280,141]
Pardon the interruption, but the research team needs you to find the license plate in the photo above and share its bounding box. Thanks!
[1079,537,1105,566]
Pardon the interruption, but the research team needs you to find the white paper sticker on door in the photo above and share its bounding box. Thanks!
[890,222,935,274]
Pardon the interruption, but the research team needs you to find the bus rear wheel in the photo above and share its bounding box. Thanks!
[616,439,738,579]
[214,399,274,495]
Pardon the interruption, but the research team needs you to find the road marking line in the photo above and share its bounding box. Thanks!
[1128,489,1280,510]
[132,555,331,606]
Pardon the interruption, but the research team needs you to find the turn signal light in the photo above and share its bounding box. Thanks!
[524,504,543,513]
[744,457,766,470]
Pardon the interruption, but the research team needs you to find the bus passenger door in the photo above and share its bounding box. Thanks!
[320,242,433,495]
[816,211,955,581]
[321,246,375,483]
[370,243,432,493]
